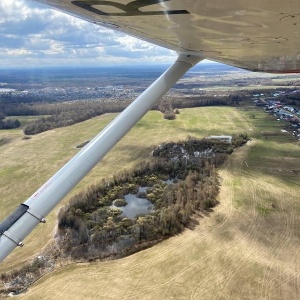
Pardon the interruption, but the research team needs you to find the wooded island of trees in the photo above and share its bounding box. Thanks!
[57,135,248,260]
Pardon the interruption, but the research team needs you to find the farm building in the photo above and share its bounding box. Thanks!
[208,135,233,143]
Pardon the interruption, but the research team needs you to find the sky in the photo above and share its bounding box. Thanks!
[0,0,178,68]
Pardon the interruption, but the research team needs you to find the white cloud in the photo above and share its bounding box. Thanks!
[0,0,176,67]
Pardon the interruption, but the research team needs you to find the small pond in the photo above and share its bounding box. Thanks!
[112,182,174,219]
[119,193,153,219]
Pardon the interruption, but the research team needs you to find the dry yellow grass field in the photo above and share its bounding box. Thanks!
[0,106,299,299]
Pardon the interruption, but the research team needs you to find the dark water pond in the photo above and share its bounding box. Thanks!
[112,182,174,219]
[119,193,153,219]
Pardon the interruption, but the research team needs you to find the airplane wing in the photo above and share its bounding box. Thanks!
[34,0,300,73]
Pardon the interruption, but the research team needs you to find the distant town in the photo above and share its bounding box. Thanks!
[0,64,299,103]
[253,93,300,140]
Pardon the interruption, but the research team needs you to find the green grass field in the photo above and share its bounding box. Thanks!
[0,106,299,299]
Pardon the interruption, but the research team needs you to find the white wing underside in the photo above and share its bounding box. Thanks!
[36,0,300,73]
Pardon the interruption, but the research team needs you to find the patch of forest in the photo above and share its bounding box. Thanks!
[57,135,248,260]
[0,112,20,130]
[0,101,131,134]
[21,101,131,135]
[276,93,300,107]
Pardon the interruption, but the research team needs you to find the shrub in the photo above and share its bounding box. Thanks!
[163,111,176,120]
[114,198,128,207]
[137,191,147,198]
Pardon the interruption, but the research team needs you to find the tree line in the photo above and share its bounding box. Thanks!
[22,101,131,135]
[0,112,20,129]
[277,92,300,107]
[0,91,251,134]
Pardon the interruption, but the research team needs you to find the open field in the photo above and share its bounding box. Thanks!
[0,106,299,299]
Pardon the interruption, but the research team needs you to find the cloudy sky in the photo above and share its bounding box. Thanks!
[0,0,178,68]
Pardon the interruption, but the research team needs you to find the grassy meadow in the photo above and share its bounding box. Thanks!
[0,106,299,299]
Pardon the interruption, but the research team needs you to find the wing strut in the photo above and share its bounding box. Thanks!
[0,53,202,263]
